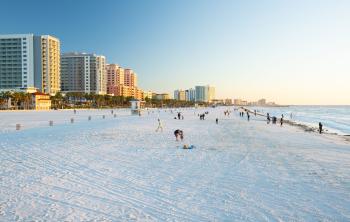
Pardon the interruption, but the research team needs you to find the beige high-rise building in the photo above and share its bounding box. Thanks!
[195,85,215,102]
[124,68,137,87]
[174,89,186,101]
[209,86,215,102]
[35,35,60,95]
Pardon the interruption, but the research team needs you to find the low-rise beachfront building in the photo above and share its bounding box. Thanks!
[258,98,266,106]
[132,87,144,100]
[225,99,232,105]
[211,99,224,105]
[143,91,153,100]
[112,84,132,97]
[31,92,51,110]
[234,99,248,106]
[110,84,143,100]
[152,93,170,100]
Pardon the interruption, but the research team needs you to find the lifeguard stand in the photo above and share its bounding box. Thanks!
[130,99,145,115]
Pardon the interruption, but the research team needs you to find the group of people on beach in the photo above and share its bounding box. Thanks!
[238,109,251,121]
[175,112,184,120]
[155,107,326,146]
[266,113,283,126]
[239,111,245,117]
[198,111,209,120]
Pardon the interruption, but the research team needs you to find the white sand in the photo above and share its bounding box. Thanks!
[0,107,349,221]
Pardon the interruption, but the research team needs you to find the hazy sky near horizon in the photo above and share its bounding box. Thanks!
[1,0,349,105]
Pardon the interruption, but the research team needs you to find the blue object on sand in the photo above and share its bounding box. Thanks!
[183,145,195,149]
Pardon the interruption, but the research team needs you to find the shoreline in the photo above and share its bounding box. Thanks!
[240,106,350,144]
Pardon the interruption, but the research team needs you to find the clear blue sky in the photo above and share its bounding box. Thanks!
[1,0,350,104]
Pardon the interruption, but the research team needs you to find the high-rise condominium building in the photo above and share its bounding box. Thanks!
[209,86,215,102]
[106,64,124,95]
[174,89,186,101]
[34,35,60,95]
[195,85,215,102]
[124,68,137,87]
[0,34,60,95]
[174,90,179,100]
[61,53,106,94]
[185,88,196,102]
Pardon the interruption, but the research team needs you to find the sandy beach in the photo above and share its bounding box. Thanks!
[0,107,349,221]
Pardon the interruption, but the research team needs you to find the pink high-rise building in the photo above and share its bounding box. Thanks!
[124,68,137,88]
[106,64,124,95]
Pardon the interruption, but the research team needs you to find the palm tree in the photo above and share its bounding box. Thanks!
[23,93,32,109]
[12,92,24,109]
[50,92,63,109]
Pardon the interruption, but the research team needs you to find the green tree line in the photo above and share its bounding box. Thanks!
[0,91,202,110]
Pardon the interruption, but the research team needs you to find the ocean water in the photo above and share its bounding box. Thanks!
[250,106,350,135]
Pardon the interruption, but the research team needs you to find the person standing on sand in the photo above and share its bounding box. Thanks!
[155,118,163,132]
[247,113,250,121]
[319,122,323,134]
[267,113,270,124]
[216,118,218,124]
[280,115,284,126]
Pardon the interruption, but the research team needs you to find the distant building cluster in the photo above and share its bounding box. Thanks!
[174,85,215,103]
[234,98,277,106]
[0,34,146,100]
